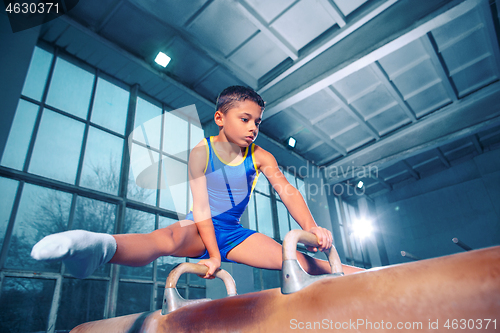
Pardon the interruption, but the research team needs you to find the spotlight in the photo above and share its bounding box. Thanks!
[154,52,171,67]
[357,181,364,188]
[351,218,373,239]
[288,137,296,148]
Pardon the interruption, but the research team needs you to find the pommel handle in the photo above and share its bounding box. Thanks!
[283,229,343,274]
[162,262,237,315]
[281,229,344,294]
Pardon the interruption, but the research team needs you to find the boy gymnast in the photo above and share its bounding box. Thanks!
[31,85,362,280]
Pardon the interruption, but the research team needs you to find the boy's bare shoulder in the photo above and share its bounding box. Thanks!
[252,144,277,168]
[193,138,208,149]
[189,138,208,172]
[252,143,266,154]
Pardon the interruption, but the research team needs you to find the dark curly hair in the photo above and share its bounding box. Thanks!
[215,86,265,114]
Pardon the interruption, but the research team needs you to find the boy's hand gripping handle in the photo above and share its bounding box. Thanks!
[281,229,344,294]
[162,262,237,315]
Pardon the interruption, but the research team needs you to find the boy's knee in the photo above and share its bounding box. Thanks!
[153,228,177,255]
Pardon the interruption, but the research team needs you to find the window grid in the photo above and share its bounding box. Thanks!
[335,197,370,269]
[251,169,310,243]
[255,191,274,238]
[74,69,99,188]
[251,169,308,292]
[0,44,205,331]
[21,45,58,175]
[273,169,304,241]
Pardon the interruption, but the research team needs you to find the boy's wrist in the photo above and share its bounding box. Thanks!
[304,223,319,232]
[208,252,221,261]
[209,256,221,266]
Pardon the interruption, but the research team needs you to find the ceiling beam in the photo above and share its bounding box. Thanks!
[421,35,458,101]
[370,172,392,190]
[268,0,301,26]
[435,148,451,167]
[477,0,500,79]
[259,0,399,97]
[96,0,123,33]
[469,134,483,154]
[310,105,340,125]
[480,127,500,141]
[333,125,360,140]
[402,78,442,101]
[448,53,491,77]
[370,62,418,122]
[193,65,219,89]
[126,0,258,88]
[384,170,407,182]
[301,140,324,154]
[389,54,429,79]
[437,22,484,52]
[328,110,499,180]
[318,0,347,27]
[183,0,214,28]
[325,86,381,139]
[365,101,398,121]
[402,160,420,180]
[262,0,480,121]
[324,80,500,184]
[289,108,347,155]
[345,82,379,104]
[235,0,299,60]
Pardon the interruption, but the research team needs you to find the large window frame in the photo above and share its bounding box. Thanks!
[0,43,205,332]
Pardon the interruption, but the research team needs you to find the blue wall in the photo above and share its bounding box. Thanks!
[374,148,500,264]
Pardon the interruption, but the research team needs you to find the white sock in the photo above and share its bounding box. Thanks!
[31,230,117,279]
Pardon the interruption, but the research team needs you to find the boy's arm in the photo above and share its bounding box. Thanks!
[256,146,332,252]
[188,140,221,277]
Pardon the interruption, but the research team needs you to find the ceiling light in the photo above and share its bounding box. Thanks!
[351,218,373,239]
[357,181,364,188]
[288,137,296,148]
[154,52,171,67]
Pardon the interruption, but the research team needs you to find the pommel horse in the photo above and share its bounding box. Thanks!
[71,230,500,332]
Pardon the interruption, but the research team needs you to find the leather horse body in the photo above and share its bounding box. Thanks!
[71,246,500,333]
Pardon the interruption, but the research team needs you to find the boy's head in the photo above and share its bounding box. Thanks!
[216,86,265,114]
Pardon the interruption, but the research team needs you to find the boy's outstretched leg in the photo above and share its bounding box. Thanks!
[226,232,364,275]
[109,222,206,266]
[31,221,206,279]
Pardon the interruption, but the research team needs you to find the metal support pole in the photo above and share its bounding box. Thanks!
[401,251,421,261]
[452,237,473,251]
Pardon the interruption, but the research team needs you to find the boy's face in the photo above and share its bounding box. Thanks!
[215,100,263,147]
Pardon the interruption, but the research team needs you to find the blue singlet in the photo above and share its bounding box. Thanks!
[186,137,259,262]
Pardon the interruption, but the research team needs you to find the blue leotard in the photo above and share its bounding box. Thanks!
[186,137,259,262]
